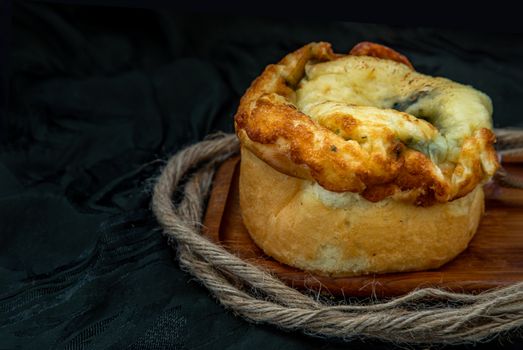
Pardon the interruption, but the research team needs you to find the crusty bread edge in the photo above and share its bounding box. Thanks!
[239,147,484,277]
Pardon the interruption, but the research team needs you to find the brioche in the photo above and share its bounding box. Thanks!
[234,42,498,276]
[240,147,484,276]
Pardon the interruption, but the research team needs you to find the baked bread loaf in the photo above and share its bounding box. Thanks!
[234,42,499,276]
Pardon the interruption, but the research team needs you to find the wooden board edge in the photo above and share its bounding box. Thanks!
[202,156,240,243]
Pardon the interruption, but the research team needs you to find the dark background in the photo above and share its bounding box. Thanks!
[1,1,523,349]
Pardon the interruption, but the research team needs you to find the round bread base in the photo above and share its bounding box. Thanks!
[239,147,485,277]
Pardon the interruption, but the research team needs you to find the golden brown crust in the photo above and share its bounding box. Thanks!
[240,147,485,276]
[349,41,414,69]
[234,41,498,205]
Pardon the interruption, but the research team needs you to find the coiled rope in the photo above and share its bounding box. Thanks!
[152,131,523,345]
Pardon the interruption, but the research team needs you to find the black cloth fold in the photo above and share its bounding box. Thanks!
[1,2,523,349]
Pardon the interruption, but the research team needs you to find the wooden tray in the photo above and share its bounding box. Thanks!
[203,156,523,297]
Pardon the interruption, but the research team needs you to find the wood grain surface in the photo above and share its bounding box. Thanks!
[202,156,523,297]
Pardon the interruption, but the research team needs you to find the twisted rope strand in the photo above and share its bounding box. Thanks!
[495,128,523,150]
[152,132,523,345]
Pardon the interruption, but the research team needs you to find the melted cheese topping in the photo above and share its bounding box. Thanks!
[235,42,498,204]
[295,56,493,165]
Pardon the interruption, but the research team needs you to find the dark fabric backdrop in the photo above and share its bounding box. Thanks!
[2,2,523,349]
